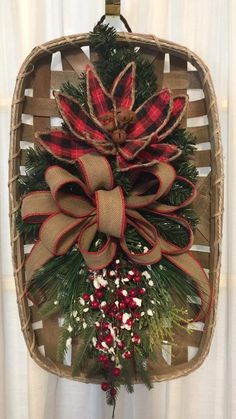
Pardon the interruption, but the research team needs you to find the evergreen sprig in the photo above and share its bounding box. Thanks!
[61,23,158,109]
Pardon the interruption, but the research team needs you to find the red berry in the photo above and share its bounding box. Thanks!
[98,354,109,363]
[116,313,123,322]
[101,382,110,391]
[124,297,131,305]
[105,334,113,345]
[129,299,137,309]
[83,293,90,301]
[126,318,133,326]
[134,274,142,282]
[101,321,109,329]
[91,300,99,309]
[139,288,146,295]
[95,289,104,299]
[112,367,121,377]
[110,388,117,397]
[133,312,141,320]
[98,354,105,362]
[119,302,126,310]
[129,289,137,297]
[117,341,125,349]
[123,351,132,359]
[132,334,141,344]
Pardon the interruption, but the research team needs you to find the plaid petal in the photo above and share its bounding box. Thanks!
[116,143,180,171]
[118,137,152,160]
[36,130,94,162]
[54,92,107,143]
[126,89,172,139]
[86,65,114,122]
[138,143,181,163]
[158,95,188,141]
[116,153,156,172]
[111,62,135,110]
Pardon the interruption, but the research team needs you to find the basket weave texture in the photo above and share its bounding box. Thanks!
[9,32,223,382]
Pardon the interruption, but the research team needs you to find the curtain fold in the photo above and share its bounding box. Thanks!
[0,1,233,418]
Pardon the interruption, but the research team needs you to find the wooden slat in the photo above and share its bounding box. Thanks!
[139,47,165,90]
[35,317,60,359]
[30,305,43,323]
[61,47,90,75]
[193,174,211,244]
[163,71,201,90]
[171,345,188,365]
[51,70,78,89]
[173,328,202,347]
[187,99,207,118]
[191,251,210,269]
[21,123,34,141]
[169,56,187,129]
[188,125,210,143]
[23,97,58,117]
[32,56,52,131]
[192,149,211,167]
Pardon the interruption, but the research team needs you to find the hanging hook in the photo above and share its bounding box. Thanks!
[97,0,132,32]
[106,0,121,16]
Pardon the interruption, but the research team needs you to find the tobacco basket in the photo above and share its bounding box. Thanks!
[9,31,223,382]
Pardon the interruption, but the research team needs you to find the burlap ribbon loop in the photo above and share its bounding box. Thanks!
[22,153,211,320]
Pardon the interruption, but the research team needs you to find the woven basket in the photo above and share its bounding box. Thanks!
[9,32,223,382]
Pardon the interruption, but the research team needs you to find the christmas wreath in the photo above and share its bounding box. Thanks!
[17,24,211,415]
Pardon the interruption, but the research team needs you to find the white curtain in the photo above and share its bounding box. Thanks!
[0,1,234,418]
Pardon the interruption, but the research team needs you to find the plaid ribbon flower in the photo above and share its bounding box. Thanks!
[36,62,188,171]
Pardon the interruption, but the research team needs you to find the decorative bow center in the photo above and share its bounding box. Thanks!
[95,187,126,238]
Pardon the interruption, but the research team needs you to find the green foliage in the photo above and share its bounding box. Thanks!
[174,161,198,184]
[144,213,190,247]
[165,128,196,157]
[89,23,158,109]
[177,208,199,231]
[29,248,88,309]
[61,23,158,110]
[15,209,40,242]
[61,74,88,113]
[163,178,194,206]
[72,324,98,375]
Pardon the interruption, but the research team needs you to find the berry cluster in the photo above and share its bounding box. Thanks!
[78,260,149,398]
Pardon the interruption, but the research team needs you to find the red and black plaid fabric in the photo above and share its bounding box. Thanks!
[117,142,180,171]
[36,131,93,161]
[111,62,135,110]
[55,93,106,143]
[158,96,188,141]
[118,137,150,161]
[87,66,114,119]
[126,89,171,140]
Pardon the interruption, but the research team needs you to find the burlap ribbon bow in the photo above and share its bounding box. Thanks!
[22,153,210,319]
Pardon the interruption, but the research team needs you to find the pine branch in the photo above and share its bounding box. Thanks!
[165,128,196,157]
[72,326,97,375]
[162,178,194,206]
[16,209,40,241]
[134,355,153,390]
[144,213,190,247]
[177,208,199,231]
[174,161,198,184]
[57,325,71,363]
